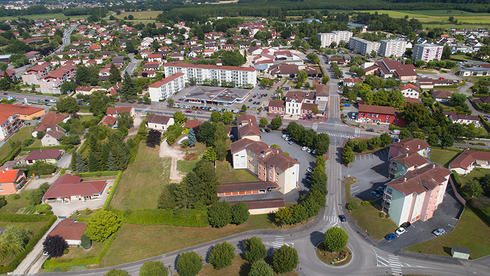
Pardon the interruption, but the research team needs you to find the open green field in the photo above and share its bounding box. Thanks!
[358,10,490,28]
[0,126,34,162]
[99,214,276,267]
[0,13,88,21]
[406,208,490,259]
[430,148,460,167]
[110,143,170,210]
[216,161,259,183]
[112,10,160,23]
[459,168,488,187]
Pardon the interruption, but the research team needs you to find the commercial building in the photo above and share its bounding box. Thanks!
[317,31,353,48]
[413,44,443,62]
[379,39,407,58]
[164,62,257,87]
[230,138,299,194]
[181,86,252,106]
[148,72,185,102]
[357,104,396,124]
[348,37,380,56]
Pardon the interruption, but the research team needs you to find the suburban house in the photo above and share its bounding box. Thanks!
[449,149,490,175]
[24,149,63,165]
[230,198,285,215]
[432,90,452,102]
[41,126,66,147]
[106,107,135,118]
[146,114,175,132]
[399,83,421,99]
[445,112,481,127]
[43,174,107,203]
[48,218,87,247]
[100,115,117,128]
[237,114,261,141]
[148,72,185,102]
[0,170,27,195]
[383,163,451,226]
[32,111,69,138]
[371,59,417,82]
[357,104,396,124]
[230,138,299,194]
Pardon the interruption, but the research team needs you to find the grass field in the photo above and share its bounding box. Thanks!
[358,10,490,28]
[430,149,460,167]
[216,161,259,183]
[110,143,170,210]
[459,168,488,187]
[0,192,31,214]
[113,10,160,23]
[0,13,88,21]
[100,214,276,267]
[0,126,34,162]
[406,208,490,259]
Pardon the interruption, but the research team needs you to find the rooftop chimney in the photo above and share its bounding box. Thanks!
[404,177,407,182]
[418,145,420,149]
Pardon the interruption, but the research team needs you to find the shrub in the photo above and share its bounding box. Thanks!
[243,236,266,263]
[209,242,235,269]
[272,245,298,273]
[361,201,371,206]
[231,202,249,225]
[80,234,91,249]
[324,227,349,252]
[346,200,359,210]
[85,210,122,242]
[104,269,129,276]
[249,260,273,276]
[208,201,231,228]
[0,196,6,209]
[176,251,202,276]
[139,261,168,276]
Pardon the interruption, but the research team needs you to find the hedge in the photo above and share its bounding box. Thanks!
[75,170,120,178]
[124,209,209,227]
[103,171,123,210]
[24,145,69,151]
[0,213,54,222]
[0,215,57,274]
[479,115,490,133]
[0,145,21,166]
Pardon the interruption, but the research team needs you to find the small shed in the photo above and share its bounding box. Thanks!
[451,246,470,260]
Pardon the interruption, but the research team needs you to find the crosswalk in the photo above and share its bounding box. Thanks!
[323,215,340,226]
[388,255,402,275]
[375,253,427,275]
[270,236,294,248]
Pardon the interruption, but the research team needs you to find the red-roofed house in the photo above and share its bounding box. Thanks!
[106,107,135,118]
[148,72,185,102]
[0,170,26,195]
[237,114,260,141]
[449,149,490,175]
[268,100,285,114]
[24,149,63,165]
[399,83,421,99]
[33,111,69,138]
[48,219,87,246]
[100,115,117,128]
[42,174,107,203]
[357,104,396,124]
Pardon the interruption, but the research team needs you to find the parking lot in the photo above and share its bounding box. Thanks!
[260,131,317,202]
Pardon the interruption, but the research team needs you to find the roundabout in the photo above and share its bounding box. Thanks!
[315,242,352,267]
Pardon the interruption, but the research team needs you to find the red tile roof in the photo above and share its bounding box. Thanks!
[184,119,202,129]
[390,138,430,157]
[399,83,421,92]
[0,170,22,183]
[0,104,44,123]
[358,104,395,115]
[449,150,490,171]
[101,115,117,126]
[166,62,256,72]
[147,114,172,125]
[35,111,69,132]
[237,114,260,138]
[24,149,63,161]
[42,174,107,201]
[48,219,86,241]
[392,152,428,168]
[388,164,450,195]
[106,107,132,116]
[268,100,285,108]
[148,72,184,88]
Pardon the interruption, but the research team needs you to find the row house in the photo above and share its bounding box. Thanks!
[22,62,50,85]
[267,91,321,117]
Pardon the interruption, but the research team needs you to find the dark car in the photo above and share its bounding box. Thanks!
[401,222,411,229]
[265,128,270,133]
[339,215,346,222]
[385,233,397,240]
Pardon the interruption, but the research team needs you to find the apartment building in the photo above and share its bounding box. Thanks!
[164,62,257,87]
[379,39,407,57]
[39,64,76,94]
[357,104,396,124]
[0,104,45,141]
[231,138,299,194]
[348,37,380,56]
[388,138,431,178]
[413,44,443,62]
[148,72,185,102]
[317,31,353,48]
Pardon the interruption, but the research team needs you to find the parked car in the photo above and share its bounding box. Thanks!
[401,222,411,229]
[306,167,313,173]
[339,215,346,222]
[302,146,308,151]
[288,141,294,145]
[385,233,397,240]
[395,227,406,236]
[432,228,446,236]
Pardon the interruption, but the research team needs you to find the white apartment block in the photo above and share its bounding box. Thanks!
[164,62,257,88]
[379,39,407,57]
[348,37,380,56]
[413,44,443,62]
[286,100,301,116]
[148,72,185,102]
[317,31,353,48]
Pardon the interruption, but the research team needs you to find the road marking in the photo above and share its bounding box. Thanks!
[388,254,402,275]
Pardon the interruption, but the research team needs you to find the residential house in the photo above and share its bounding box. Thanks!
[357,104,396,124]
[42,174,107,203]
[22,63,50,85]
[146,114,175,132]
[399,83,421,99]
[0,170,27,195]
[230,138,299,194]
[388,138,431,160]
[445,112,480,127]
[106,107,135,118]
[48,219,87,247]
[373,59,417,82]
[33,111,69,138]
[268,100,285,115]
[268,63,298,78]
[100,115,117,128]
[24,149,63,165]
[432,90,452,102]
[388,138,431,178]
[41,127,65,146]
[342,78,362,87]
[449,149,490,175]
[237,114,261,141]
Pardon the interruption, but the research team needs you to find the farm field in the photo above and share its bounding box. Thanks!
[113,10,161,23]
[0,13,88,20]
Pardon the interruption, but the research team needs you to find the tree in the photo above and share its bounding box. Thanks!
[211,111,221,122]
[342,146,354,166]
[222,111,233,125]
[272,245,298,273]
[297,70,307,86]
[440,133,454,148]
[209,242,235,269]
[0,225,30,259]
[120,72,137,100]
[89,92,110,116]
[146,129,161,147]
[249,260,273,276]
[0,196,6,209]
[85,210,122,242]
[231,202,249,225]
[243,236,266,263]
[56,96,79,113]
[448,93,467,107]
[81,234,91,249]
[427,133,439,146]
[324,226,348,252]
[140,261,168,276]
[259,118,268,128]
[322,75,330,84]
[60,81,78,94]
[187,128,197,147]
[270,116,282,130]
[173,111,187,125]
[43,235,68,257]
[380,133,392,146]
[399,129,412,139]
[109,64,122,84]
[221,51,246,66]
[117,112,133,130]
[442,45,452,60]
[176,251,202,276]
[464,179,483,198]
[104,269,129,276]
[208,201,232,228]
[241,104,247,112]
[167,98,174,107]
[203,146,217,162]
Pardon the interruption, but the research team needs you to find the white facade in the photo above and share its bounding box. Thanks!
[413,44,443,62]
[146,117,175,132]
[148,73,185,102]
[318,31,353,48]
[348,37,380,56]
[278,163,299,194]
[285,100,301,115]
[379,39,407,57]
[41,133,61,146]
[164,63,257,88]
[401,88,420,99]
[232,149,248,169]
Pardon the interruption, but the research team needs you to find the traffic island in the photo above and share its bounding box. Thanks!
[315,244,352,266]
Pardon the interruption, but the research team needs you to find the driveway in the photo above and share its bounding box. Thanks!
[24,171,60,191]
[57,153,72,169]
[48,180,113,217]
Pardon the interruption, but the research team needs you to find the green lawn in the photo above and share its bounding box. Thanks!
[459,168,488,187]
[216,161,259,183]
[406,208,490,259]
[430,148,460,167]
[0,126,35,161]
[0,188,37,214]
[110,143,170,210]
[100,214,276,267]
[177,158,200,174]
